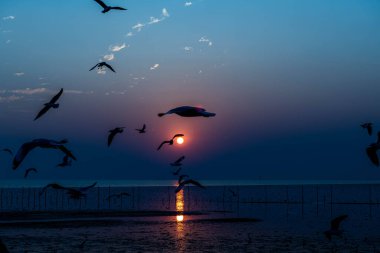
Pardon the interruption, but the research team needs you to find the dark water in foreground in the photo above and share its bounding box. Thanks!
[1,182,380,252]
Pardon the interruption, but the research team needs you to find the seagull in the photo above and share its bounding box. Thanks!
[158,106,215,117]
[157,134,184,150]
[361,122,373,136]
[34,88,63,121]
[175,178,205,193]
[39,183,67,196]
[2,148,13,156]
[24,167,37,178]
[56,154,72,167]
[170,155,185,166]
[172,167,182,176]
[39,182,97,199]
[106,192,131,200]
[136,124,146,133]
[108,127,125,147]
[93,0,127,13]
[324,214,348,240]
[13,138,77,170]
[89,62,115,73]
[366,131,380,166]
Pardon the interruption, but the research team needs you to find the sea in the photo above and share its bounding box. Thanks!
[1,180,380,252]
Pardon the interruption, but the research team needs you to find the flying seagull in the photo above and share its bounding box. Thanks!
[34,88,63,121]
[2,148,13,156]
[324,214,348,240]
[158,106,215,117]
[366,131,380,166]
[157,134,184,151]
[24,167,37,178]
[90,61,115,73]
[56,154,72,167]
[171,155,185,166]
[13,138,76,170]
[93,0,127,13]
[136,124,146,133]
[39,182,97,199]
[361,122,373,136]
[108,127,125,147]
[175,178,205,193]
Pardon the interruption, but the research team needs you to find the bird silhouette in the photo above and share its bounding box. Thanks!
[324,214,348,240]
[40,182,97,199]
[56,154,72,167]
[13,138,76,170]
[108,127,125,147]
[93,0,127,13]
[366,131,380,166]
[136,124,146,133]
[361,122,373,136]
[157,134,184,150]
[89,61,115,73]
[175,178,205,193]
[158,106,215,117]
[2,148,13,156]
[24,167,37,178]
[34,88,63,121]
[171,155,185,166]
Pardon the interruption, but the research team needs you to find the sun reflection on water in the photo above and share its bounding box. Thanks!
[176,190,185,222]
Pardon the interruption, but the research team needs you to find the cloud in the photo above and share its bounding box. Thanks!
[126,32,133,37]
[5,40,11,44]
[2,16,15,20]
[65,89,94,95]
[150,64,160,70]
[148,17,162,25]
[132,23,145,32]
[103,53,114,61]
[11,87,47,95]
[162,8,169,17]
[97,69,106,75]
[0,95,23,102]
[109,43,128,52]
[184,2,192,7]
[199,36,213,46]
[14,72,24,77]
[184,46,193,51]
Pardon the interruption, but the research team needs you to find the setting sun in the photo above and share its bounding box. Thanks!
[176,137,184,145]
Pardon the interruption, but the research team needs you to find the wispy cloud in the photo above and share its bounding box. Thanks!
[150,64,160,70]
[2,16,15,20]
[148,16,163,25]
[184,46,193,51]
[132,23,145,32]
[162,8,169,17]
[65,89,94,95]
[14,72,24,77]
[184,2,192,7]
[126,32,133,37]
[97,69,106,75]
[11,87,47,95]
[199,36,213,46]
[109,43,128,52]
[5,40,11,44]
[103,53,114,61]
[0,95,23,102]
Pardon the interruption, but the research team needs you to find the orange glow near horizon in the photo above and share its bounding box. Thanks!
[176,189,184,222]
[176,137,184,145]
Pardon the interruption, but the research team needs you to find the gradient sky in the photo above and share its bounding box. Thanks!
[1,0,380,181]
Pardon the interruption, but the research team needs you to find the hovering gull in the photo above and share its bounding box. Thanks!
[366,131,380,166]
[136,124,146,133]
[175,178,205,193]
[34,88,63,121]
[13,138,76,170]
[89,61,115,73]
[56,154,72,167]
[24,167,37,178]
[2,148,13,156]
[157,134,184,151]
[108,127,125,147]
[361,122,373,136]
[93,0,127,13]
[39,182,97,199]
[324,214,348,240]
[158,106,215,117]
[171,155,185,166]
[106,192,131,200]
[172,167,182,176]
[178,174,189,184]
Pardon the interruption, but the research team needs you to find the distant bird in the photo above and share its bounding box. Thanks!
[0,238,9,253]
[13,138,76,170]
[366,131,380,166]
[24,167,37,178]
[39,183,66,196]
[361,122,373,136]
[136,124,146,133]
[172,167,182,176]
[108,127,125,147]
[34,88,63,121]
[2,148,13,156]
[170,155,185,166]
[228,188,238,197]
[106,192,131,200]
[39,182,97,199]
[157,134,184,151]
[93,0,127,13]
[89,61,115,73]
[178,174,189,184]
[324,214,348,240]
[175,178,205,193]
[158,106,215,118]
[56,154,72,167]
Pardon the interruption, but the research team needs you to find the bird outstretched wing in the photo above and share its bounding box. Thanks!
[366,146,379,166]
[58,145,77,161]
[34,105,50,121]
[94,0,107,9]
[157,140,170,150]
[89,63,99,71]
[79,182,97,192]
[103,62,116,72]
[331,214,348,230]
[111,7,127,10]
[108,131,117,147]
[13,141,38,170]
[49,88,63,104]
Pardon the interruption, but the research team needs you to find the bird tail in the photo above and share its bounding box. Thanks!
[158,113,165,117]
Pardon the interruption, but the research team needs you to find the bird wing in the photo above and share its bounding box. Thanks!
[157,140,169,150]
[24,168,37,178]
[2,148,13,156]
[39,183,66,196]
[173,134,184,139]
[331,214,348,230]
[49,88,63,104]
[108,131,117,146]
[176,156,185,163]
[94,0,107,9]
[366,146,379,166]
[58,145,77,161]
[89,63,99,71]
[175,183,186,193]
[34,105,50,121]
[187,179,206,189]
[103,62,116,72]
[79,182,97,192]
[142,124,146,131]
[13,141,38,170]
[110,7,127,10]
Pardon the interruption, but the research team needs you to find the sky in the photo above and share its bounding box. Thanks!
[1,0,380,181]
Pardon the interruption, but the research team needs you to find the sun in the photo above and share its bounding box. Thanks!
[176,137,184,145]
